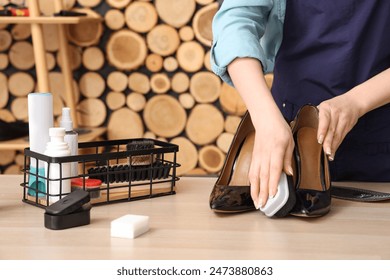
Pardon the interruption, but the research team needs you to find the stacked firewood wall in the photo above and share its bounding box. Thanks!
[0,0,273,175]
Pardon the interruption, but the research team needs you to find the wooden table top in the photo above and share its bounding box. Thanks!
[0,175,389,260]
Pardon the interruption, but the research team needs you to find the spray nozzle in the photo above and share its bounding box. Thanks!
[60,107,73,131]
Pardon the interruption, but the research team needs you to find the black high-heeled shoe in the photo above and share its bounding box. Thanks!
[290,105,332,217]
[209,112,296,217]
[209,112,256,213]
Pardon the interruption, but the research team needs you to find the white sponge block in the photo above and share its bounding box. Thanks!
[111,214,149,239]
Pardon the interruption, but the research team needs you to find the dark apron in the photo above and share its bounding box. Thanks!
[272,0,390,181]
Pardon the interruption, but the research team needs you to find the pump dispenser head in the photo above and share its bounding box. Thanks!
[60,107,73,131]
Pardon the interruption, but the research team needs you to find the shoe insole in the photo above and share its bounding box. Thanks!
[297,127,322,191]
[229,131,255,186]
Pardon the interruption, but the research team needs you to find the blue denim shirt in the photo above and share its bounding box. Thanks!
[211,0,286,86]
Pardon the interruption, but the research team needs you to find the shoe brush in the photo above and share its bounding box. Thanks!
[126,140,155,166]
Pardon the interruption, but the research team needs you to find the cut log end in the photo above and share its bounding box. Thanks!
[126,92,146,112]
[190,71,221,103]
[145,53,163,72]
[77,98,107,127]
[176,41,205,72]
[179,26,195,42]
[128,72,150,94]
[125,1,158,33]
[155,0,196,28]
[0,30,12,52]
[193,3,218,46]
[219,82,247,116]
[179,93,195,109]
[0,53,9,70]
[107,71,128,92]
[143,95,187,138]
[198,145,225,173]
[107,0,131,9]
[186,104,224,145]
[107,30,147,70]
[106,91,126,111]
[9,41,35,70]
[163,56,178,72]
[166,137,198,176]
[10,97,28,121]
[8,72,35,97]
[107,107,144,140]
[105,9,125,31]
[171,72,190,93]
[147,24,180,57]
[11,24,31,41]
[77,0,102,8]
[216,132,234,154]
[82,47,105,71]
[224,115,242,134]
[150,73,171,94]
[79,72,105,98]
[66,8,103,47]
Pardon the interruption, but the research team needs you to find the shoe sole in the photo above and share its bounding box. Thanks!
[212,208,256,214]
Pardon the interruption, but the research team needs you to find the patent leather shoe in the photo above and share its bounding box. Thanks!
[209,111,296,216]
[210,112,256,212]
[290,105,331,217]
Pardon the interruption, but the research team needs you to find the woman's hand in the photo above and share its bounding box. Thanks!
[227,57,294,209]
[317,94,360,161]
[318,68,390,160]
[249,107,294,209]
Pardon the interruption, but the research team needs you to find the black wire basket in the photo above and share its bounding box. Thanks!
[21,138,180,208]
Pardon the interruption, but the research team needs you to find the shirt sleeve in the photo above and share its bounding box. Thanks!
[211,0,282,86]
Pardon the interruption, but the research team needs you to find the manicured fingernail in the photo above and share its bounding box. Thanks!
[287,166,294,176]
[326,148,332,156]
[257,198,263,209]
[328,155,334,161]
[269,194,275,199]
[318,135,324,144]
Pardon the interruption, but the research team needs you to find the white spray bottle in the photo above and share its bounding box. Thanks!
[60,107,78,178]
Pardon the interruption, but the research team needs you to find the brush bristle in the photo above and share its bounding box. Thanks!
[126,140,154,151]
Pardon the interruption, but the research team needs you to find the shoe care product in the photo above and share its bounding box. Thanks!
[126,139,155,166]
[71,178,102,199]
[44,189,91,230]
[54,10,87,17]
[27,93,54,196]
[60,107,78,178]
[87,161,172,183]
[44,127,71,203]
[259,172,296,217]
[111,214,149,239]
[0,2,30,17]
[88,139,170,183]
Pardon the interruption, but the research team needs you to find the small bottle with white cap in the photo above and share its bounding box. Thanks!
[44,127,71,203]
[60,107,78,178]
